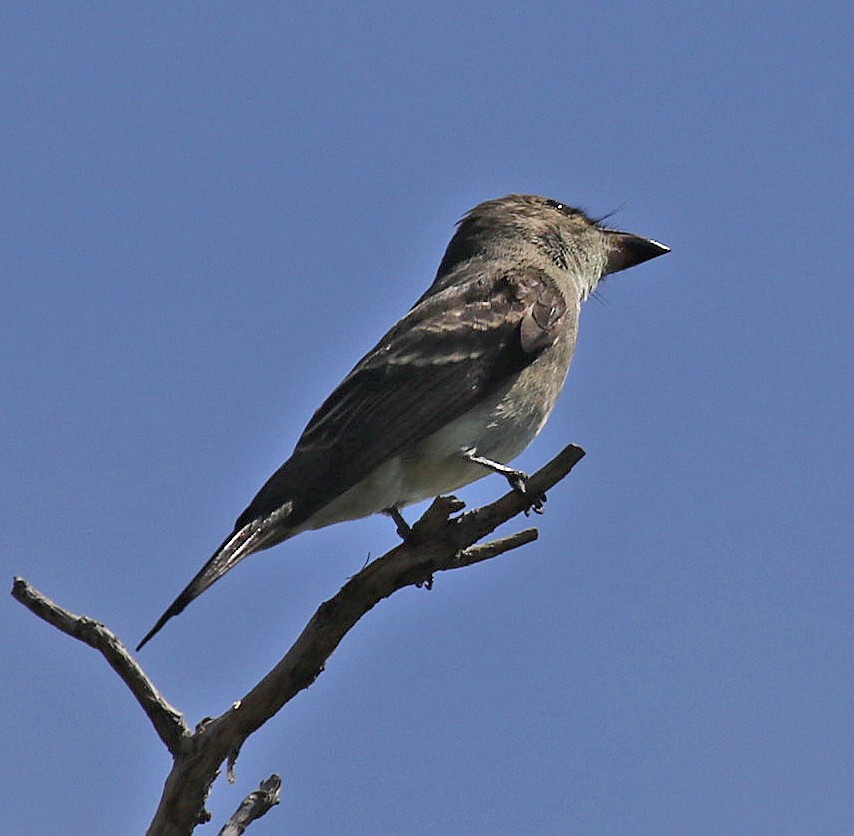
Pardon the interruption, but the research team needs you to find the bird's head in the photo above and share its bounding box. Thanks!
[434,194,669,299]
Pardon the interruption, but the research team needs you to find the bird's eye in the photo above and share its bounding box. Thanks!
[545,199,566,212]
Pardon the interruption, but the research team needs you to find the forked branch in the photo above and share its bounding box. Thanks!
[12,442,585,835]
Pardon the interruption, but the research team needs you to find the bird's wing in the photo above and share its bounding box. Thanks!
[242,264,570,528]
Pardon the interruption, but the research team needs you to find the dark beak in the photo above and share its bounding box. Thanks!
[604,230,670,275]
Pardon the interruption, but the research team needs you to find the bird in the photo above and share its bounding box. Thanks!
[137,194,668,649]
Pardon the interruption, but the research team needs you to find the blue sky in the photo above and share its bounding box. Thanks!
[4,3,852,834]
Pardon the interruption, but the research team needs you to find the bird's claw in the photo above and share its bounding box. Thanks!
[385,506,414,542]
[507,470,547,515]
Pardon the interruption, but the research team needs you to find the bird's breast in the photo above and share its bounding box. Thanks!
[395,332,576,505]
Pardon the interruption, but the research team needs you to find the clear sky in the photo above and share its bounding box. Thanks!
[4,3,852,834]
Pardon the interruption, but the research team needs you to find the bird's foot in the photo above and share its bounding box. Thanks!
[384,505,414,542]
[464,450,546,515]
[506,470,547,515]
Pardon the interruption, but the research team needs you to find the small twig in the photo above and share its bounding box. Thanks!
[455,527,539,567]
[218,774,282,836]
[10,577,190,755]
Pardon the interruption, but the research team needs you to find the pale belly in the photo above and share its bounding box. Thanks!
[299,340,573,532]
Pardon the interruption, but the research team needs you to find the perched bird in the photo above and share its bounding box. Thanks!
[137,194,668,649]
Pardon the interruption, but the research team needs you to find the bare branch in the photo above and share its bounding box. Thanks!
[455,527,539,567]
[13,442,585,835]
[11,577,190,755]
[147,442,585,833]
[218,774,282,836]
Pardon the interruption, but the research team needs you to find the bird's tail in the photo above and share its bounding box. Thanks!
[136,518,289,651]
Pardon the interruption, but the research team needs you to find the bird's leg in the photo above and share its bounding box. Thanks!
[464,451,547,514]
[384,505,414,541]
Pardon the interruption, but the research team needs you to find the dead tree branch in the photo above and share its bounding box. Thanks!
[12,442,585,835]
[218,774,282,836]
[10,577,190,754]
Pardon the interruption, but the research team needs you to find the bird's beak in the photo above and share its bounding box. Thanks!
[604,230,670,275]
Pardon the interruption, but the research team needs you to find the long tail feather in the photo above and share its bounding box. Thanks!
[136,521,285,651]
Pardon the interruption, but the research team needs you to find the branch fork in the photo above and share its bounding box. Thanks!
[12,442,585,835]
